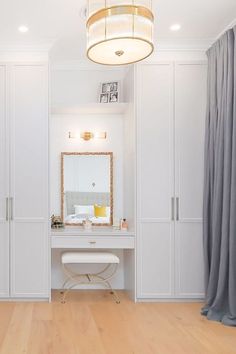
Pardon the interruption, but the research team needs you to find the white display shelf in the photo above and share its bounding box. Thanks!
[51,103,129,115]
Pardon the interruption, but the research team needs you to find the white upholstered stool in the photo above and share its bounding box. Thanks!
[60,251,120,304]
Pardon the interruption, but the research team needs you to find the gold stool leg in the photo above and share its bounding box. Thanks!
[103,280,120,304]
[60,263,120,304]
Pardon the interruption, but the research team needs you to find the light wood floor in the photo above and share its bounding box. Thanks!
[0,291,235,354]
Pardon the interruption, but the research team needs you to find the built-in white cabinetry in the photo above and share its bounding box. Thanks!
[174,63,206,298]
[137,63,174,298]
[0,64,9,297]
[0,63,49,299]
[136,61,207,299]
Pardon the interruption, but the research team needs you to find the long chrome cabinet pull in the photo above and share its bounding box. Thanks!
[6,198,9,221]
[10,197,13,221]
[176,197,179,221]
[171,197,175,221]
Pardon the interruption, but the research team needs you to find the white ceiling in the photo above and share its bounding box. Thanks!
[0,0,235,57]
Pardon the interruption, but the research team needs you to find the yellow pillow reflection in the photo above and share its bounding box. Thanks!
[94,205,107,217]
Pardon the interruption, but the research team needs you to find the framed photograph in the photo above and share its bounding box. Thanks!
[109,92,118,103]
[99,81,120,103]
[102,83,108,93]
[111,82,118,92]
[100,93,109,103]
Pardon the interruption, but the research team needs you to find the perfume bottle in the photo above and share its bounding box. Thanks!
[120,218,128,231]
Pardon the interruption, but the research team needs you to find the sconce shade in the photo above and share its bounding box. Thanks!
[69,131,107,141]
[94,132,107,139]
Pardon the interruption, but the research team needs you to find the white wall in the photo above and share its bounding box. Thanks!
[123,67,136,231]
[50,114,125,289]
[51,65,126,106]
[50,114,124,219]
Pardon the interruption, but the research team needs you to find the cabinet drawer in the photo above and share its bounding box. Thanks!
[51,236,135,249]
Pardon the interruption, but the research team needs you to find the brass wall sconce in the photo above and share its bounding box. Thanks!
[68,131,107,141]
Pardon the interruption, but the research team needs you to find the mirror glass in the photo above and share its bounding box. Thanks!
[61,152,113,226]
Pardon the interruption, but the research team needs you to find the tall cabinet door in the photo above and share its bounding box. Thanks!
[137,63,175,298]
[174,62,207,298]
[0,65,9,297]
[10,64,49,298]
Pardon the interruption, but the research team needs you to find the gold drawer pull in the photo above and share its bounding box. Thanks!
[89,241,96,245]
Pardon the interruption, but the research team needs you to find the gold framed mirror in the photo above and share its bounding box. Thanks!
[61,152,113,226]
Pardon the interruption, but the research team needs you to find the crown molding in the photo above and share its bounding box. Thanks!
[215,18,236,41]
[0,52,49,61]
[0,42,53,53]
[51,59,127,72]
[0,42,53,61]
[154,38,214,52]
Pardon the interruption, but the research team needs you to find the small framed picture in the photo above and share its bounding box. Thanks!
[102,83,108,93]
[99,81,120,103]
[100,93,109,103]
[111,82,118,92]
[109,92,118,103]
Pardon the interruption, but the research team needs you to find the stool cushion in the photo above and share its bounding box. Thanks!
[61,252,120,264]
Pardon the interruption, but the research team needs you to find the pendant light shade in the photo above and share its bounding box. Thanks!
[86,1,154,65]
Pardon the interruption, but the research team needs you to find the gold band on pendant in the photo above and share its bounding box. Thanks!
[87,5,154,28]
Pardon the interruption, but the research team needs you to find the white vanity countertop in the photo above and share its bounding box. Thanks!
[51,227,135,237]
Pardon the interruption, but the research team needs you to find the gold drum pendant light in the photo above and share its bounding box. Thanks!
[86,0,154,65]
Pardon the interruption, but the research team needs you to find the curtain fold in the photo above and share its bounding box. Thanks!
[202,26,236,326]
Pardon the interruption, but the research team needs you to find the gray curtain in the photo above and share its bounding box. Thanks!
[202,26,236,326]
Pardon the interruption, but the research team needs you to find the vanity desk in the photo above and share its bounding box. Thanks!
[51,228,135,249]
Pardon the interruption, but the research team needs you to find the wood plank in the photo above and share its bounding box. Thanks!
[0,303,15,348]
[0,291,236,354]
[0,303,33,354]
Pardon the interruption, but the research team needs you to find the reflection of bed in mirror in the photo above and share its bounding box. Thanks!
[64,191,110,224]
[61,152,113,226]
